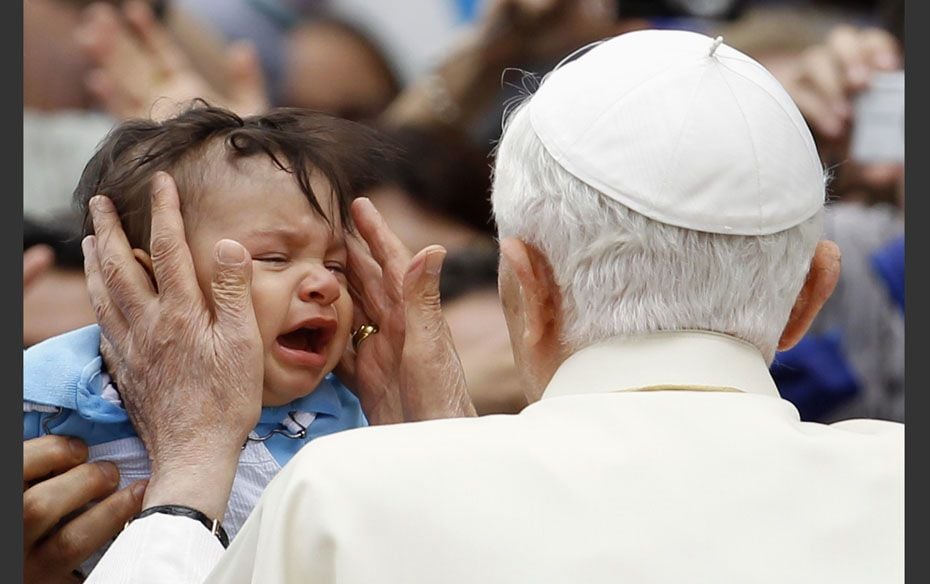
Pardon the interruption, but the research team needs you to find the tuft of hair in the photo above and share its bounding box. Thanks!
[491,102,824,363]
[74,102,398,250]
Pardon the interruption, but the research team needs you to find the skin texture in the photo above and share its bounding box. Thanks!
[24,250,143,583]
[496,238,567,403]
[23,251,145,584]
[83,173,474,522]
[135,154,354,406]
[336,199,475,424]
[84,176,264,520]
[23,436,146,584]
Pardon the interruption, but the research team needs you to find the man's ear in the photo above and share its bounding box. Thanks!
[778,240,842,351]
[499,238,558,347]
[132,248,158,292]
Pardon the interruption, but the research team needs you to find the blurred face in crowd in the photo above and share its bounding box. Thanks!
[283,20,398,120]
[24,0,93,110]
[175,151,354,406]
[833,161,904,208]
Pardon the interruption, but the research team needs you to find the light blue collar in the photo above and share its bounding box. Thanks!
[25,324,347,424]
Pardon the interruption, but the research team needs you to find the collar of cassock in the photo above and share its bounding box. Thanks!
[543,330,780,400]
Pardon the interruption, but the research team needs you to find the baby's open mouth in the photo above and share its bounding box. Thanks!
[277,327,332,353]
[275,319,337,368]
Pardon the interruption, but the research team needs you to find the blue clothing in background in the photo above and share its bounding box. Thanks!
[871,235,904,313]
[770,331,861,422]
[453,0,481,22]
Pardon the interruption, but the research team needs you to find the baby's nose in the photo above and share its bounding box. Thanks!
[298,267,341,305]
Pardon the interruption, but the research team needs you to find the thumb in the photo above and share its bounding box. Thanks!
[402,246,447,327]
[401,246,476,420]
[211,239,256,331]
[226,41,269,115]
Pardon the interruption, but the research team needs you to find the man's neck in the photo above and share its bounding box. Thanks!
[541,331,778,401]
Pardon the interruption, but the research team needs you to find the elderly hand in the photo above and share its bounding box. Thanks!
[76,0,268,120]
[24,436,146,584]
[83,172,263,519]
[337,198,476,424]
[776,25,901,146]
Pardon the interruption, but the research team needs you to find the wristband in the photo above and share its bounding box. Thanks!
[127,504,230,548]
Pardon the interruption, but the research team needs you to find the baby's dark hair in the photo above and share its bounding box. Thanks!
[75,103,395,250]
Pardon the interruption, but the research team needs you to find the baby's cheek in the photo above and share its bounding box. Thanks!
[334,290,355,344]
[248,278,285,346]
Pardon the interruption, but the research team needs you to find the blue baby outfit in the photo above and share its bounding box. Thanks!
[24,325,367,571]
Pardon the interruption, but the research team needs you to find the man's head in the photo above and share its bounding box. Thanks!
[283,18,400,121]
[491,30,841,401]
[76,105,391,405]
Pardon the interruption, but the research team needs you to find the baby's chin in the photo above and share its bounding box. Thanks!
[261,370,330,407]
[261,331,349,407]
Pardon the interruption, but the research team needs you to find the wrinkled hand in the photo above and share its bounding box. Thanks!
[23,244,54,289]
[776,25,901,147]
[24,436,146,584]
[82,172,263,519]
[76,0,268,120]
[336,198,476,424]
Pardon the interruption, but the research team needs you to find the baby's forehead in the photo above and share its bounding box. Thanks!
[241,223,349,250]
[181,144,347,230]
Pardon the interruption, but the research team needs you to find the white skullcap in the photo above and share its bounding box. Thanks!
[527,29,825,235]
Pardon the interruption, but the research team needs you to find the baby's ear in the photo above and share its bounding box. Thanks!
[132,249,158,292]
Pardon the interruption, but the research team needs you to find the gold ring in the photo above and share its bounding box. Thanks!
[351,323,379,351]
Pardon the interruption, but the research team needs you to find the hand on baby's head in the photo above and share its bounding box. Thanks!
[75,105,391,407]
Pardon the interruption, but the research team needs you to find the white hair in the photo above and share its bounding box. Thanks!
[491,102,823,363]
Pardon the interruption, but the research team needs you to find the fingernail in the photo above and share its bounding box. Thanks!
[359,197,379,215]
[152,172,169,194]
[81,235,96,255]
[69,438,87,458]
[92,195,114,212]
[216,239,246,264]
[99,461,119,483]
[425,249,446,276]
[131,480,148,499]
[407,253,426,280]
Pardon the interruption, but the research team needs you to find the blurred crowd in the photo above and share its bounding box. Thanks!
[24,0,904,422]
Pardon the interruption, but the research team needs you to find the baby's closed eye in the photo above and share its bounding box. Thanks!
[325,262,346,275]
[254,254,289,265]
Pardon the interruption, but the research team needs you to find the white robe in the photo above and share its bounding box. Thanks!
[90,332,904,584]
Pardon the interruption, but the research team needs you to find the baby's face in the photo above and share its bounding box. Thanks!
[185,155,353,406]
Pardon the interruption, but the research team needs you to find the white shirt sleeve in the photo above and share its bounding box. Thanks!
[86,514,225,584]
